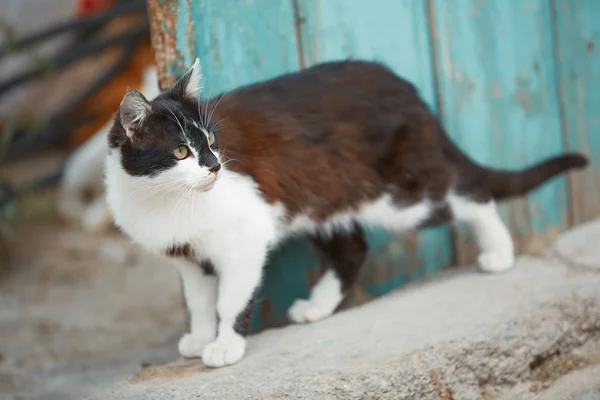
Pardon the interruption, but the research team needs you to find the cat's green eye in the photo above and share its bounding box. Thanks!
[173,145,189,160]
[208,131,216,146]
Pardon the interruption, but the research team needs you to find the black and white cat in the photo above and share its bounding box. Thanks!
[104,58,587,368]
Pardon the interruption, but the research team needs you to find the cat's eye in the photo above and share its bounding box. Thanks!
[173,145,189,160]
[208,131,216,147]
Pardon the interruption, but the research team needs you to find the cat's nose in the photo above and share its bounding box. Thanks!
[209,164,221,174]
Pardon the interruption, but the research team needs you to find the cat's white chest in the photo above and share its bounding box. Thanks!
[105,158,282,261]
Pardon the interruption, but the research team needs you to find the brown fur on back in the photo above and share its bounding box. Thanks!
[208,61,456,221]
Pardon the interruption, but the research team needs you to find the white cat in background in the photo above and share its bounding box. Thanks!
[56,67,161,232]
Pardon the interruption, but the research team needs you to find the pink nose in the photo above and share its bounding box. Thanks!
[209,164,221,174]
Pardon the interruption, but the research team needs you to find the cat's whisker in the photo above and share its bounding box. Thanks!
[157,111,180,127]
[169,184,190,216]
[148,183,186,196]
[200,82,216,127]
[177,186,195,219]
[207,93,226,124]
[190,186,196,220]
[163,101,186,137]
[211,117,228,132]
[129,178,194,196]
[221,158,242,168]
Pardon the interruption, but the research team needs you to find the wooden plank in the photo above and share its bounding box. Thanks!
[553,0,600,224]
[297,0,454,299]
[148,0,301,90]
[183,0,300,92]
[430,0,570,262]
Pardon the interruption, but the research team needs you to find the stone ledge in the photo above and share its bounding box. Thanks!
[90,221,600,400]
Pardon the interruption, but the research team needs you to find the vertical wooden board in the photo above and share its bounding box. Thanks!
[184,0,300,93]
[554,0,600,224]
[148,0,300,90]
[297,0,454,299]
[149,0,301,88]
[299,0,437,106]
[431,0,569,260]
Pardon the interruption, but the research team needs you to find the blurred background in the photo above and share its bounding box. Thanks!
[0,0,598,398]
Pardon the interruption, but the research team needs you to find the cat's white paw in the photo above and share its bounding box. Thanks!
[201,333,246,368]
[288,299,333,324]
[477,250,514,273]
[178,333,214,358]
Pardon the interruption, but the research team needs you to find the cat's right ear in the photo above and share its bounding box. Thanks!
[119,89,151,138]
[169,58,202,100]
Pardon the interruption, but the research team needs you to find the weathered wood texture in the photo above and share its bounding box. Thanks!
[431,0,573,262]
[553,0,600,225]
[147,0,598,331]
[148,0,300,91]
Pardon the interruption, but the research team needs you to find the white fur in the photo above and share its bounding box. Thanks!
[174,259,218,358]
[288,269,344,323]
[57,66,160,232]
[448,193,515,272]
[183,58,203,99]
[287,195,432,236]
[287,196,435,323]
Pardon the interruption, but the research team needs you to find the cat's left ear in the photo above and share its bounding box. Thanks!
[171,57,202,100]
[119,89,151,138]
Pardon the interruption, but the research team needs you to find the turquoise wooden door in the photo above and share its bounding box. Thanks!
[147,0,599,332]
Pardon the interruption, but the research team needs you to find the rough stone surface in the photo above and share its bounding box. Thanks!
[1,218,600,400]
[91,258,600,400]
[554,219,600,270]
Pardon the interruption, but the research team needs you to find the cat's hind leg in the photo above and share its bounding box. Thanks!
[448,194,514,272]
[288,223,367,324]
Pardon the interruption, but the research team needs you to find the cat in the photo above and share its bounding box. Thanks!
[57,66,160,233]
[104,58,588,368]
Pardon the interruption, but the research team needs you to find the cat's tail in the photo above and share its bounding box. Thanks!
[436,125,589,201]
[480,154,588,200]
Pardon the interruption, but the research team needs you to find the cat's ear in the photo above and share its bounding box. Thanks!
[119,89,151,137]
[171,57,202,100]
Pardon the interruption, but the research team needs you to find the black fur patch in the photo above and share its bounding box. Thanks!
[311,223,368,293]
[198,259,215,276]
[108,92,220,177]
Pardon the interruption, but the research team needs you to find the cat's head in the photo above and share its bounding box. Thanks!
[107,58,221,192]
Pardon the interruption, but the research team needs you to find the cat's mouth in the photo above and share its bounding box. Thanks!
[195,175,218,191]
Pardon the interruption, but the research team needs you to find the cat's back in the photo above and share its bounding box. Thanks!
[207,60,445,219]
[210,60,432,153]
[220,60,422,113]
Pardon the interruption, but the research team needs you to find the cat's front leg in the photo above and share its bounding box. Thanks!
[201,248,265,368]
[173,259,218,358]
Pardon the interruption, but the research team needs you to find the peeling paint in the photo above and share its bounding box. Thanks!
[586,40,595,54]
[492,82,501,99]
[147,0,181,90]
[514,76,533,116]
